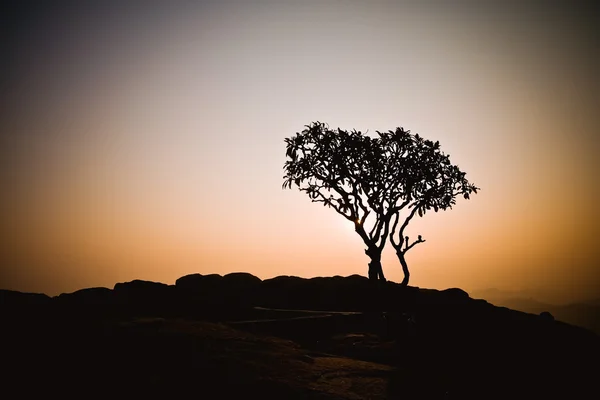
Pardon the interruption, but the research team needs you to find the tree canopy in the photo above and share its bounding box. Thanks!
[283,122,479,283]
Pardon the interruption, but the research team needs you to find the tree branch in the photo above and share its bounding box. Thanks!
[368,213,380,239]
[351,181,370,225]
[376,211,393,251]
[372,206,396,246]
[354,221,375,248]
[311,189,354,221]
[399,203,421,240]
[313,171,356,217]
[390,212,400,248]
[402,237,426,254]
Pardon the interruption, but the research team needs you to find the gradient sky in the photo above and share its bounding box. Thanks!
[1,0,598,303]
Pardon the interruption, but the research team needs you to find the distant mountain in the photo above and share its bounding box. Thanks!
[585,297,600,307]
[470,288,600,334]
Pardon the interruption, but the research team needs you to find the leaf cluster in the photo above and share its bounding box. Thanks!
[283,121,384,223]
[377,127,479,218]
[283,122,479,248]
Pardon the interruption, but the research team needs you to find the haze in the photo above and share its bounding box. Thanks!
[1,0,598,304]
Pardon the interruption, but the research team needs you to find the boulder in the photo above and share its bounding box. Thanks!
[0,289,52,316]
[442,288,470,301]
[113,280,175,312]
[56,287,113,304]
[54,287,115,315]
[539,311,555,321]
[0,289,51,308]
[175,273,223,293]
[222,272,261,288]
[114,279,172,294]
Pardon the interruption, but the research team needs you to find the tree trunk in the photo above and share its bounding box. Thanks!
[397,252,410,287]
[367,248,386,282]
[356,224,386,282]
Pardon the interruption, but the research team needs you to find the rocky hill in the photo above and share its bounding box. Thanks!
[2,273,598,399]
[470,288,600,335]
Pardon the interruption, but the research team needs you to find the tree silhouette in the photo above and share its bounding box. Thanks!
[283,122,393,281]
[283,122,479,284]
[379,127,479,286]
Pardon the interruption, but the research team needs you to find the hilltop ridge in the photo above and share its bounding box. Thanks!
[2,273,598,399]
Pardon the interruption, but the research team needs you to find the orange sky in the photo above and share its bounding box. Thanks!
[1,1,598,303]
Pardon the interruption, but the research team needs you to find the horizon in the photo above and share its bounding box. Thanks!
[4,270,599,307]
[1,1,598,304]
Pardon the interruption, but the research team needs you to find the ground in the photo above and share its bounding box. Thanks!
[2,274,599,399]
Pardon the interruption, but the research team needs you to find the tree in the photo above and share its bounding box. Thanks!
[282,122,394,281]
[282,122,479,285]
[379,127,479,286]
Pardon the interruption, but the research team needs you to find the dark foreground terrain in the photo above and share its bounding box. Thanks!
[471,288,600,335]
[2,273,599,399]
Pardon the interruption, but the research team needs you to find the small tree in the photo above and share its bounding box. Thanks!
[283,122,479,285]
[283,122,395,281]
[379,127,479,286]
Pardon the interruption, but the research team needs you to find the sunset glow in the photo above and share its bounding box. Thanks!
[1,1,598,304]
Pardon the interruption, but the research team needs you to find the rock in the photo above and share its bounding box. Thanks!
[259,276,308,308]
[114,279,171,295]
[297,354,315,363]
[113,280,175,314]
[539,311,555,321]
[442,288,470,301]
[382,312,417,339]
[0,289,52,317]
[175,273,223,292]
[54,287,115,315]
[0,289,51,308]
[56,287,113,304]
[222,272,262,287]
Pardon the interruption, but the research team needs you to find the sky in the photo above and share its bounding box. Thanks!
[1,0,598,303]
